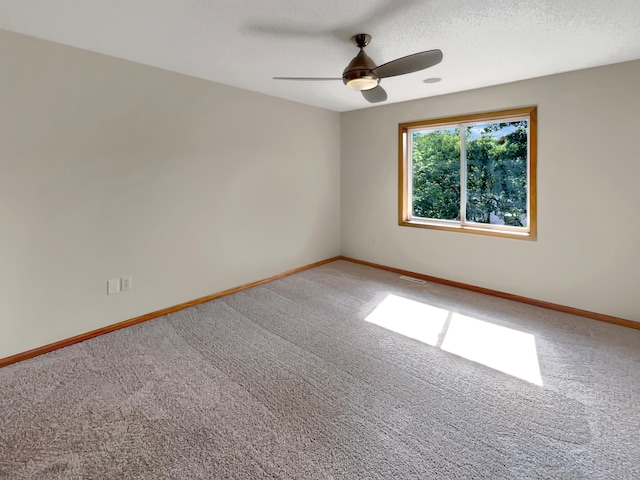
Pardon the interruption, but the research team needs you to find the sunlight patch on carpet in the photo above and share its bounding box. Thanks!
[365,294,543,386]
[364,294,449,346]
[441,313,543,386]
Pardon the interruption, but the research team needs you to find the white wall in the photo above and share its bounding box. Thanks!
[0,30,341,358]
[341,60,640,322]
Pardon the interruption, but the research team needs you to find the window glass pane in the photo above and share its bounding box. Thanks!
[465,121,528,226]
[411,128,461,221]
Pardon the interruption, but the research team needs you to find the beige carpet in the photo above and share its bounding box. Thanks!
[1,260,639,479]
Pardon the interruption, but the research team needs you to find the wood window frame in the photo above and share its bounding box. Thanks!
[398,106,537,240]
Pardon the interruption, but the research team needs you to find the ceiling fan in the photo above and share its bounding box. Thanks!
[273,34,443,103]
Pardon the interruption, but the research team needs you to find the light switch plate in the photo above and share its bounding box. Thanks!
[107,278,120,295]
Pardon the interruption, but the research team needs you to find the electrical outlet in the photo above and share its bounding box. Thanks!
[121,276,132,291]
[107,278,120,295]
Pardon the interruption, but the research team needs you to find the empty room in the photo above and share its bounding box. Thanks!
[1,1,639,478]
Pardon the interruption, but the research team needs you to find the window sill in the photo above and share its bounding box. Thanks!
[399,219,536,241]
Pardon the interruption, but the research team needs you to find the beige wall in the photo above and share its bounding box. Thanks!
[0,30,341,358]
[2,30,638,360]
[341,60,640,322]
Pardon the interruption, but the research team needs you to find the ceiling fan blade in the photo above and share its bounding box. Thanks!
[273,77,342,81]
[362,85,387,103]
[371,49,443,79]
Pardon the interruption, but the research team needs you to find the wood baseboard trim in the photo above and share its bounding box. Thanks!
[339,256,639,330]
[0,256,342,369]
[4,254,635,368]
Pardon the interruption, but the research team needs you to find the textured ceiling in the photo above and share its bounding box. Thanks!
[1,0,640,112]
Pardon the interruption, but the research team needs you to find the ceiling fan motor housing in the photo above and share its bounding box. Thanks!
[342,50,380,90]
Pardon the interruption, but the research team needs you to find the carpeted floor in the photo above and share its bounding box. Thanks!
[1,260,639,479]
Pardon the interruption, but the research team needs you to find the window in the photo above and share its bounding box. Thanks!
[398,107,536,239]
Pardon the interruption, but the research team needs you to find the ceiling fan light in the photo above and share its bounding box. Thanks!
[346,77,379,91]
